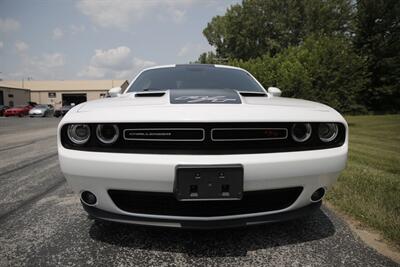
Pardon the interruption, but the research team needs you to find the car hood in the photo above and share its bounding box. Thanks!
[63,89,345,123]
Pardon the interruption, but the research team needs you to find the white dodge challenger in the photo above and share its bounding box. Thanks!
[58,64,348,229]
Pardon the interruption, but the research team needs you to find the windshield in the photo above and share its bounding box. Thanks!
[36,105,48,108]
[127,65,265,93]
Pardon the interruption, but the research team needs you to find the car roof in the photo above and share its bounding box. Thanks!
[140,64,244,72]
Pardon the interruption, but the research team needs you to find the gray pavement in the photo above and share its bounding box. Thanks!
[0,117,397,266]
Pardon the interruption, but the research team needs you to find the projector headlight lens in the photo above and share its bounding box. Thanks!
[96,124,119,144]
[291,123,312,142]
[67,124,91,145]
[318,123,339,142]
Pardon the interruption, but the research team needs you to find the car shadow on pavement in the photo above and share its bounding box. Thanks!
[88,208,335,257]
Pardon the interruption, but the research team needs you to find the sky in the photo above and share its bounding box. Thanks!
[0,0,240,81]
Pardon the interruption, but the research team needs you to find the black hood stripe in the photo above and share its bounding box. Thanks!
[170,89,242,104]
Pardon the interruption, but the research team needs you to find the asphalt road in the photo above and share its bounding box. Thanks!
[0,117,397,267]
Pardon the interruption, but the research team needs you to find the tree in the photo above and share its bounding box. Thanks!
[230,36,368,113]
[202,0,354,60]
[354,0,400,112]
[197,51,223,64]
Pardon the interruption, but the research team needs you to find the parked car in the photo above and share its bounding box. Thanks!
[4,103,35,117]
[54,105,73,117]
[29,104,54,117]
[0,105,9,116]
[58,64,348,229]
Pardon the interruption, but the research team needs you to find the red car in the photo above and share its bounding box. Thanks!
[4,104,35,117]
[0,105,9,116]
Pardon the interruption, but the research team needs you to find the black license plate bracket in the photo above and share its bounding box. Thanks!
[174,165,243,201]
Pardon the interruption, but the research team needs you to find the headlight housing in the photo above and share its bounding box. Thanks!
[67,124,91,145]
[96,124,119,144]
[318,123,339,142]
[291,123,312,142]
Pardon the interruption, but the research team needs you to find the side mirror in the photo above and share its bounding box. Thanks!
[267,87,282,97]
[108,87,122,97]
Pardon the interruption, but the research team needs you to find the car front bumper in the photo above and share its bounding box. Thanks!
[59,143,347,228]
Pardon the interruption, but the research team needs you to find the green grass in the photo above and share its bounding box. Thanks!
[326,114,400,246]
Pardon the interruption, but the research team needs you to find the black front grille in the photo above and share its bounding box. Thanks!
[108,187,303,217]
[60,122,346,154]
[123,128,205,141]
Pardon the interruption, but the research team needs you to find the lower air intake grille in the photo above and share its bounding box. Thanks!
[108,187,303,217]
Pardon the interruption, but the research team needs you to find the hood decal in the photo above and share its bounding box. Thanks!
[170,89,241,104]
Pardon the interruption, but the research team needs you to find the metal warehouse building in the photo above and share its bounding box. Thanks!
[0,85,30,107]
[0,80,128,108]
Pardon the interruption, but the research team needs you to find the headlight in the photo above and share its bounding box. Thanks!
[67,124,91,145]
[96,124,119,144]
[291,123,312,142]
[318,123,338,142]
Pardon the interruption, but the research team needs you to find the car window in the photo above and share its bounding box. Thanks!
[127,66,265,93]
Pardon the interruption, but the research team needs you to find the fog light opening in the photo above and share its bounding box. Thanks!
[81,191,97,206]
[311,187,325,202]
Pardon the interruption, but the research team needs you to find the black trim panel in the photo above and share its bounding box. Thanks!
[123,128,205,141]
[61,122,346,155]
[211,128,288,141]
[82,201,322,229]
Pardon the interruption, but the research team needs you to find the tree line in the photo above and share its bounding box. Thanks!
[197,0,399,114]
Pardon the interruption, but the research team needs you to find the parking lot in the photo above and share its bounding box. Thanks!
[0,118,397,266]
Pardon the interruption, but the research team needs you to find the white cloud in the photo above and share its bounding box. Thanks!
[76,0,202,29]
[178,42,214,60]
[0,41,3,49]
[52,27,64,40]
[178,47,189,58]
[8,52,65,80]
[52,25,85,39]
[169,8,186,23]
[78,65,106,78]
[23,53,65,72]
[76,0,154,29]
[70,24,85,35]
[78,46,155,79]
[15,41,29,53]
[40,53,65,68]
[0,18,20,32]
[91,46,132,70]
